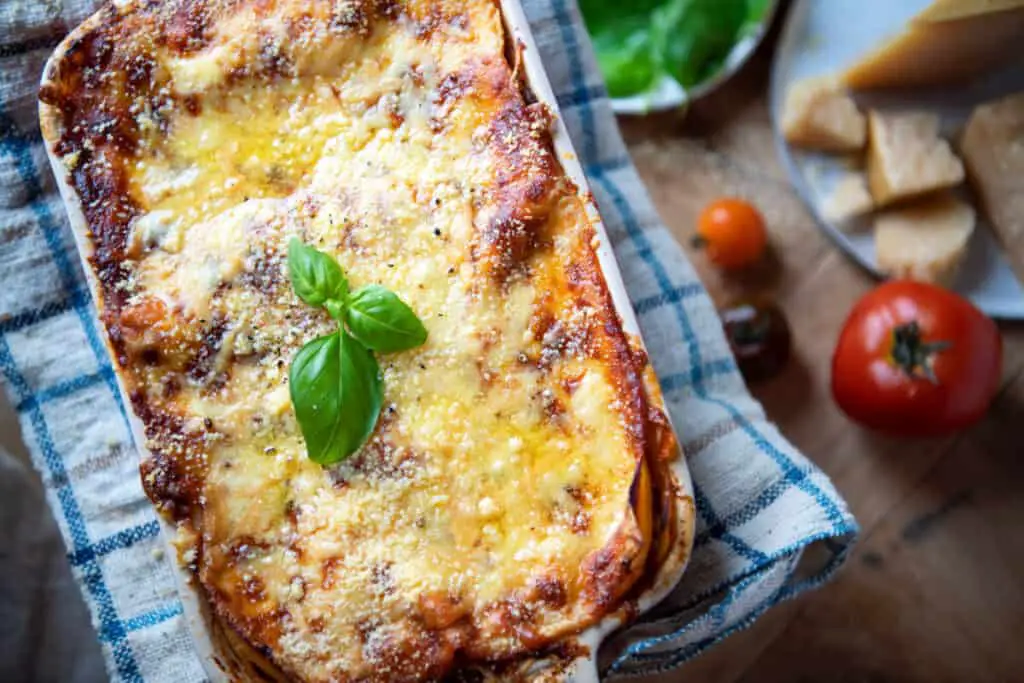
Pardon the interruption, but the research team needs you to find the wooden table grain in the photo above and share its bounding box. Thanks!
[619,48,1024,683]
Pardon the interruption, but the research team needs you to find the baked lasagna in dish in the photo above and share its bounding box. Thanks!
[39,1,694,680]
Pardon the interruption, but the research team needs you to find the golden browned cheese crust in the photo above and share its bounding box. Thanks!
[40,1,680,680]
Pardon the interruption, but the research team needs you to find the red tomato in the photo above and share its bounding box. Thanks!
[694,198,768,269]
[831,281,1002,437]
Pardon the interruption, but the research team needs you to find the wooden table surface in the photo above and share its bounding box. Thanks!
[618,37,1024,683]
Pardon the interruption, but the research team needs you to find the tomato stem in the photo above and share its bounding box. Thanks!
[890,321,951,385]
[690,235,708,249]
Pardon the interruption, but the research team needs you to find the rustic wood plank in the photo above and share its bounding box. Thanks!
[739,371,1024,683]
[622,67,1024,681]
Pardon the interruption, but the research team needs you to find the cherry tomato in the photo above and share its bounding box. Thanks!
[693,198,768,269]
[831,281,1002,437]
[721,301,792,383]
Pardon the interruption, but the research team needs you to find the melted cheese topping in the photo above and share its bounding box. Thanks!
[48,1,656,680]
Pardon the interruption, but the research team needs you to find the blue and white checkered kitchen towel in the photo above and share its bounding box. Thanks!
[0,1,857,681]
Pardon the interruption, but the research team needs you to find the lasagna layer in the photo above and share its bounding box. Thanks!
[40,1,682,680]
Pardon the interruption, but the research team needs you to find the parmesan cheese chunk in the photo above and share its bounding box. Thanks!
[920,0,1024,21]
[843,1,1024,89]
[823,171,874,224]
[781,76,867,153]
[866,110,964,207]
[875,193,975,286]
[960,92,1024,285]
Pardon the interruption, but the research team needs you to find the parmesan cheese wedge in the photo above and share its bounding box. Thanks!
[960,92,1024,286]
[875,193,975,286]
[842,0,1024,89]
[866,110,964,207]
[918,0,1024,23]
[781,76,867,153]
[823,171,874,225]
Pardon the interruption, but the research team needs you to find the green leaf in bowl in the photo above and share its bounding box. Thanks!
[581,0,771,102]
[740,0,773,39]
[579,0,663,97]
[658,0,747,89]
[591,18,660,98]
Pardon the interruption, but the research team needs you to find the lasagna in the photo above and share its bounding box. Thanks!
[39,1,691,680]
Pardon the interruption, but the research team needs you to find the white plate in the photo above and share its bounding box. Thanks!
[611,0,783,115]
[770,0,1024,319]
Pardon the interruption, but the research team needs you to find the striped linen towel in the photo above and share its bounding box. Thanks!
[0,0,857,680]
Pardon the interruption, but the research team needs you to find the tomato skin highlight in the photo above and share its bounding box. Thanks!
[831,281,1002,437]
[695,198,768,269]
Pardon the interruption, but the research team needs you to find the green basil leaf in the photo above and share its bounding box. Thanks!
[591,17,660,98]
[579,0,662,31]
[325,298,346,323]
[289,331,382,464]
[657,0,746,88]
[345,285,428,353]
[287,238,349,308]
[579,0,663,98]
[740,0,772,38]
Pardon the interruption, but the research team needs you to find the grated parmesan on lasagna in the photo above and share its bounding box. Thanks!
[39,1,688,680]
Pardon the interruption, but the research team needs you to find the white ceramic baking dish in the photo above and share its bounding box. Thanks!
[39,1,695,680]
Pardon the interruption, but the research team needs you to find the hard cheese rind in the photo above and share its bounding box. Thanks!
[919,0,1024,21]
[842,0,1024,89]
[960,92,1024,285]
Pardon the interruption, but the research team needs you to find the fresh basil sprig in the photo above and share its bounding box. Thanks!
[288,239,349,307]
[579,0,752,97]
[286,238,426,465]
[288,331,382,464]
[347,285,428,353]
